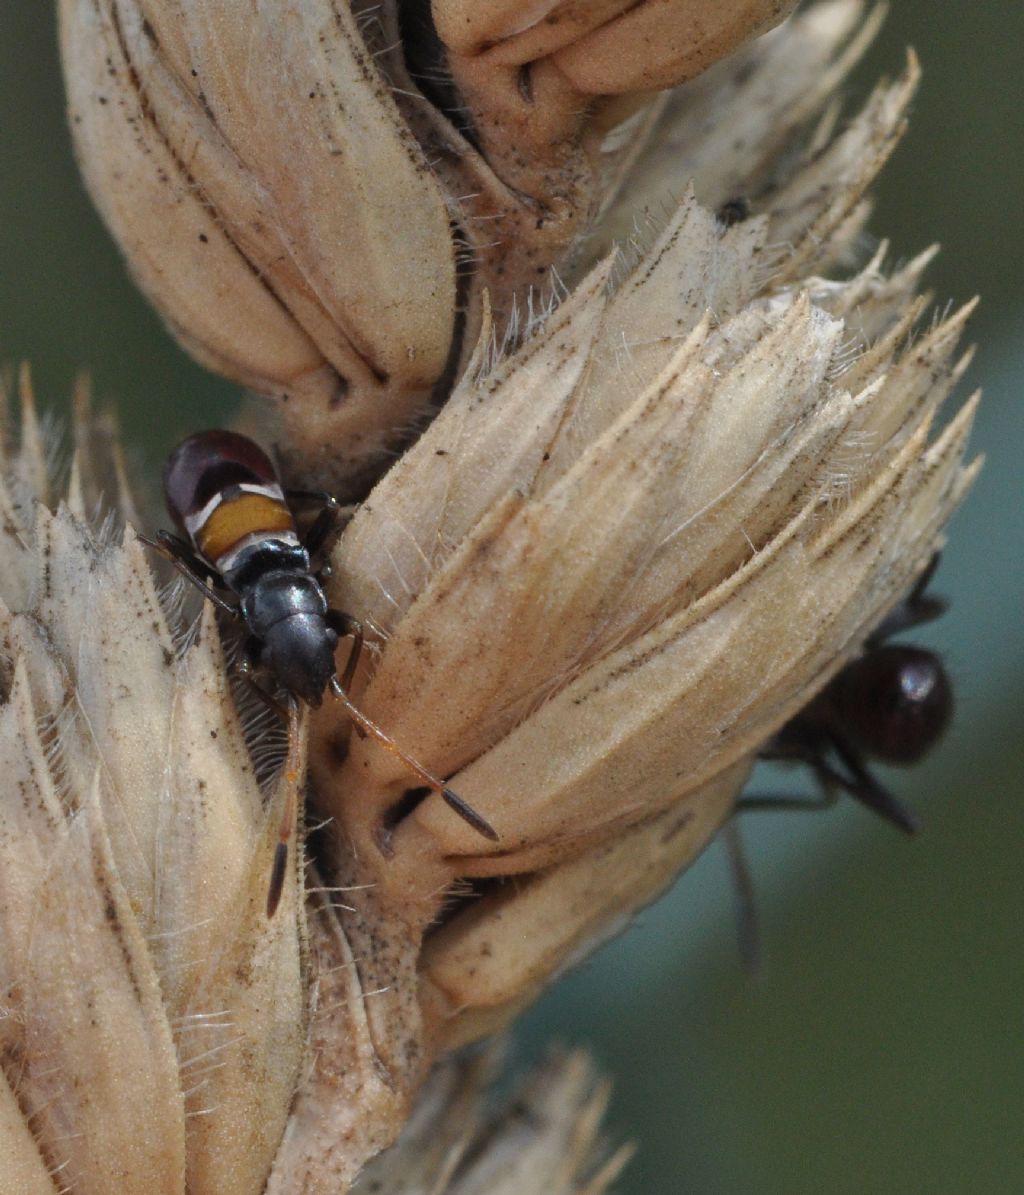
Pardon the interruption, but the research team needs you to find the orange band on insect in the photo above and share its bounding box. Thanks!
[197,492,295,562]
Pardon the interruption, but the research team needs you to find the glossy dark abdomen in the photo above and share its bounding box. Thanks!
[164,430,280,528]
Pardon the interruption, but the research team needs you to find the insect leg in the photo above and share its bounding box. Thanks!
[267,695,302,919]
[237,652,293,723]
[138,530,239,617]
[736,789,840,815]
[742,738,918,833]
[869,553,946,644]
[826,735,920,835]
[285,489,352,563]
[326,609,364,694]
[722,818,762,976]
[740,737,842,814]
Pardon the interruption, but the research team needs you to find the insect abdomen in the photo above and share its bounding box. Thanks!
[164,430,299,572]
[193,490,296,567]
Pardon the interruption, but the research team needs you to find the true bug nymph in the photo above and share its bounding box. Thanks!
[160,430,345,704]
[143,430,498,915]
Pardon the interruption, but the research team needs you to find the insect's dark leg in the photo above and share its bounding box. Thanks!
[722,818,762,976]
[326,609,364,694]
[285,488,339,507]
[757,736,816,765]
[327,676,498,843]
[238,648,292,723]
[737,789,840,815]
[234,643,302,917]
[138,530,239,618]
[742,742,917,834]
[869,553,946,644]
[909,550,942,604]
[827,734,920,834]
[266,694,302,919]
[139,530,219,585]
[742,734,842,814]
[285,489,352,563]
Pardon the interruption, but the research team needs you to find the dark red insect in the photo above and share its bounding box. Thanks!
[744,553,953,833]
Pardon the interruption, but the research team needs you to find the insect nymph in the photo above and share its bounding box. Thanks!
[143,430,497,915]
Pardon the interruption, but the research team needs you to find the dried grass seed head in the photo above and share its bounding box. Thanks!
[0,378,307,1195]
[60,0,798,494]
[33,1,986,1191]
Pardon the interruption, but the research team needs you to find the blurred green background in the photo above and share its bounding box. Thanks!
[1,3,1021,1193]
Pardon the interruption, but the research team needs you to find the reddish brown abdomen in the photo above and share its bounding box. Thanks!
[164,429,280,531]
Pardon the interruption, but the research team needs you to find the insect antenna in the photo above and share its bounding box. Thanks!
[327,676,498,842]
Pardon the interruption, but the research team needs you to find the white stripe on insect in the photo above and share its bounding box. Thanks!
[183,481,287,539]
[216,529,302,574]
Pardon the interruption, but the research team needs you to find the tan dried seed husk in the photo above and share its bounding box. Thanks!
[59,0,458,491]
[356,1047,632,1195]
[552,0,797,94]
[433,0,795,82]
[589,0,886,253]
[0,391,308,1195]
[419,763,748,1050]
[61,0,799,494]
